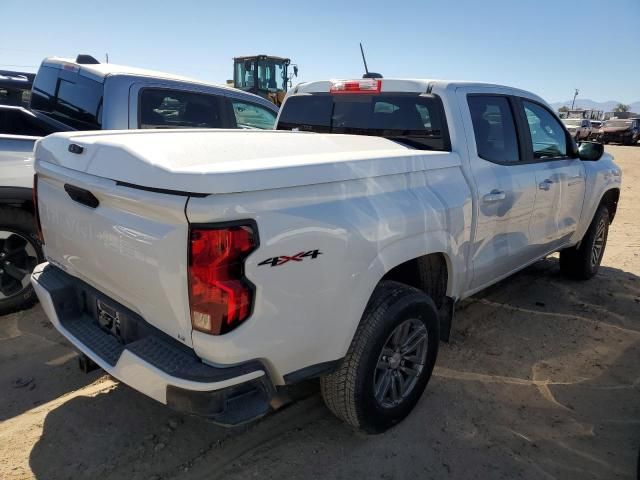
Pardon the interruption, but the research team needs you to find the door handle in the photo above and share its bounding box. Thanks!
[64,184,99,208]
[483,189,506,203]
[538,179,554,191]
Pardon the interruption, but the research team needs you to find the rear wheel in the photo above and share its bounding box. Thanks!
[320,281,440,433]
[0,207,43,315]
[560,205,609,280]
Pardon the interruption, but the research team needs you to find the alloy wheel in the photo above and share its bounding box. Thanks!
[373,318,428,408]
[591,218,607,268]
[0,231,38,299]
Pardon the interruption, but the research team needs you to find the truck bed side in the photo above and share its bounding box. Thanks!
[186,155,472,380]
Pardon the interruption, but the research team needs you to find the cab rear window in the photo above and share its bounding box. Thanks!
[31,65,103,130]
[277,93,450,151]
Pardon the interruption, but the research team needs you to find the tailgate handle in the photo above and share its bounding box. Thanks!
[64,184,99,208]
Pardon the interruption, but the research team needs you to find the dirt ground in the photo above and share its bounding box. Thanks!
[1,145,638,480]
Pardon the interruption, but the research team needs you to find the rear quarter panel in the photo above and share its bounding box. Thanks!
[571,154,622,243]
[187,161,472,382]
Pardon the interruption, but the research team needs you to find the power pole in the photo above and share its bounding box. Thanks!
[105,53,109,64]
[571,88,579,109]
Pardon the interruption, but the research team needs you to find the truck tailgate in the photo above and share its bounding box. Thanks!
[36,161,194,347]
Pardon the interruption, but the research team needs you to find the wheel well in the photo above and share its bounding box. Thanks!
[380,253,449,308]
[0,199,34,215]
[600,189,620,223]
[0,187,35,215]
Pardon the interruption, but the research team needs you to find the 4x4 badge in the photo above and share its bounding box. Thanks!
[258,249,322,267]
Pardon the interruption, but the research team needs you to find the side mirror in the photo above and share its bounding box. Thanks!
[293,65,298,77]
[578,141,604,161]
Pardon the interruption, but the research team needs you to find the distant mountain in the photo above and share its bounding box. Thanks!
[549,99,640,112]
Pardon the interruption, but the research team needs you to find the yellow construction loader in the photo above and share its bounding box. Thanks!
[232,55,298,107]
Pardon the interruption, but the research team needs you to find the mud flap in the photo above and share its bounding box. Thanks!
[438,297,455,342]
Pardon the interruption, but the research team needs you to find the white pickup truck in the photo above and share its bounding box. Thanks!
[31,78,621,433]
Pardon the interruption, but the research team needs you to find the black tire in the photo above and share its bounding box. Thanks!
[320,281,440,433]
[0,206,44,315]
[560,205,609,280]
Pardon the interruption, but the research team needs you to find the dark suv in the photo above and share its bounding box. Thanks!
[0,70,34,107]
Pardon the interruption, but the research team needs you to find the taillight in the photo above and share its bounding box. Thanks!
[188,223,258,335]
[32,174,44,244]
[330,79,381,94]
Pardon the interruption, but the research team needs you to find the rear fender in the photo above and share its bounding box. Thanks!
[338,229,461,359]
[571,156,621,244]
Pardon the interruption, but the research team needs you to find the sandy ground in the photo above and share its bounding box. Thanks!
[0,145,638,480]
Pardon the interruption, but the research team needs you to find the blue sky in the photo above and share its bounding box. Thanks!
[2,0,638,103]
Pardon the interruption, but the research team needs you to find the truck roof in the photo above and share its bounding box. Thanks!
[0,70,35,87]
[41,56,240,94]
[292,78,545,102]
[234,55,290,62]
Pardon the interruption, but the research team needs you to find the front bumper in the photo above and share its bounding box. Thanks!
[31,263,274,426]
[601,132,633,143]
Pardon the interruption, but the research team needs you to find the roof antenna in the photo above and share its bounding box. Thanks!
[359,43,382,79]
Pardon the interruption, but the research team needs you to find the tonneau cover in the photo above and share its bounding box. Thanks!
[35,129,458,194]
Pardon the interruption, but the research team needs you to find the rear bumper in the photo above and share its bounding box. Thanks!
[31,262,274,426]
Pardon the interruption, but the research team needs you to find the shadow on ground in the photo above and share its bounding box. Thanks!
[26,258,640,480]
[0,306,101,421]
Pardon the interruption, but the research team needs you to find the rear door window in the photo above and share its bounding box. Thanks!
[139,89,226,129]
[277,93,450,151]
[230,100,276,129]
[467,95,520,163]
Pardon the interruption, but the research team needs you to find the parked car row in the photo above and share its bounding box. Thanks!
[562,117,640,145]
[29,76,621,432]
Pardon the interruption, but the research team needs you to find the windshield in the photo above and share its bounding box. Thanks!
[277,93,449,151]
[563,119,582,127]
[235,59,287,92]
[604,120,632,128]
[0,87,30,107]
[0,72,33,107]
[257,60,286,92]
